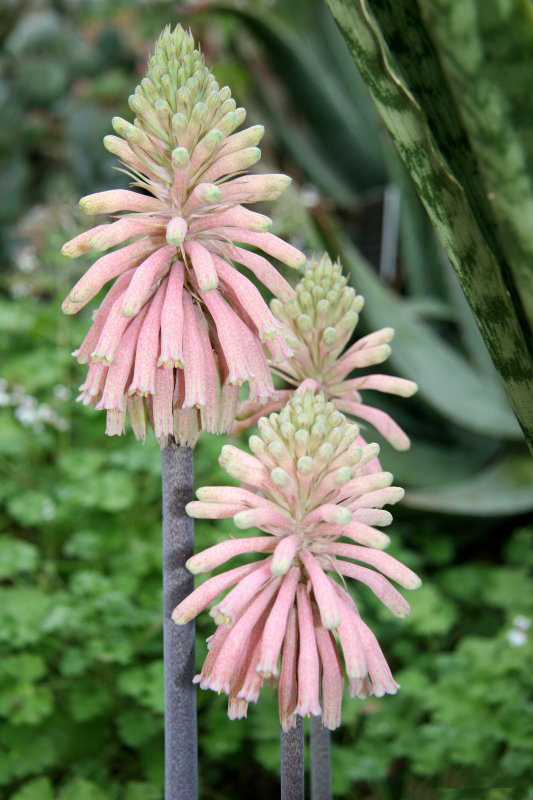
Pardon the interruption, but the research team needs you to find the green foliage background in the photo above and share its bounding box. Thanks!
[1,1,532,798]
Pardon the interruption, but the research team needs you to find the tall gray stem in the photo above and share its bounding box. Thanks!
[310,716,331,800]
[281,718,305,800]
[162,440,197,800]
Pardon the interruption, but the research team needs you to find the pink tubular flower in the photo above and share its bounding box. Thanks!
[234,253,417,462]
[61,25,304,447]
[173,389,421,729]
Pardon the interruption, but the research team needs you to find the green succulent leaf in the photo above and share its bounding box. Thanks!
[419,0,533,329]
[325,0,533,450]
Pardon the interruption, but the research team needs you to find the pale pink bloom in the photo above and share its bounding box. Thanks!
[173,390,421,729]
[61,25,304,447]
[234,253,417,465]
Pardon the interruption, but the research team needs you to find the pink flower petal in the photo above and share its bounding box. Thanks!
[219,243,295,301]
[79,189,164,215]
[184,240,218,291]
[186,537,277,575]
[61,224,110,258]
[336,472,393,503]
[225,230,305,269]
[300,549,341,630]
[158,260,185,369]
[279,604,299,732]
[353,615,400,697]
[172,563,261,624]
[271,534,301,576]
[348,486,405,511]
[233,506,294,533]
[128,281,167,395]
[213,560,274,626]
[331,374,417,398]
[152,366,174,439]
[328,542,421,590]
[204,577,280,695]
[313,616,344,731]
[199,146,261,184]
[335,591,367,679]
[217,173,291,205]
[64,239,157,311]
[90,217,164,252]
[257,566,300,678]
[121,245,176,317]
[352,508,393,527]
[295,584,321,718]
[213,256,278,340]
[73,269,135,363]
[97,305,149,411]
[191,205,271,234]
[336,399,411,450]
[335,560,411,618]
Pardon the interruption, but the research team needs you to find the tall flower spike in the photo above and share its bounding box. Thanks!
[173,389,421,729]
[61,24,305,447]
[234,253,417,463]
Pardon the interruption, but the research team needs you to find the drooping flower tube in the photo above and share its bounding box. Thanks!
[234,253,417,464]
[61,24,305,447]
[173,389,421,729]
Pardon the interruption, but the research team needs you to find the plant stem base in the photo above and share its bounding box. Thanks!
[162,440,197,800]
[310,716,331,800]
[281,718,305,800]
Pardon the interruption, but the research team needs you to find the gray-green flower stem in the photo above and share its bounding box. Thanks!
[281,718,305,800]
[310,716,331,800]
[162,440,197,800]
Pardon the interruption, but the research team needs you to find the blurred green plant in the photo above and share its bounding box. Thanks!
[0,1,139,268]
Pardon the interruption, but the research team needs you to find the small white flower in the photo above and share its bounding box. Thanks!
[300,184,321,208]
[15,246,38,274]
[10,282,29,299]
[41,499,56,521]
[507,629,528,648]
[53,384,71,402]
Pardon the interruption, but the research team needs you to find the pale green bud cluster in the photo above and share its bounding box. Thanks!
[254,390,364,479]
[271,253,364,376]
[106,24,245,174]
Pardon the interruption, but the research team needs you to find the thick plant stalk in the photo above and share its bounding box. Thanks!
[310,716,332,800]
[162,440,197,800]
[281,719,305,800]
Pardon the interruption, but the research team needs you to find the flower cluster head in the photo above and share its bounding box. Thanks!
[235,253,417,460]
[173,389,421,730]
[61,25,304,447]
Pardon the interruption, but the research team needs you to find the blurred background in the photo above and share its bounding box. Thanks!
[1,1,532,798]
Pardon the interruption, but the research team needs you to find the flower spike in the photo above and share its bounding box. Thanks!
[235,253,417,463]
[173,390,421,729]
[61,24,304,447]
